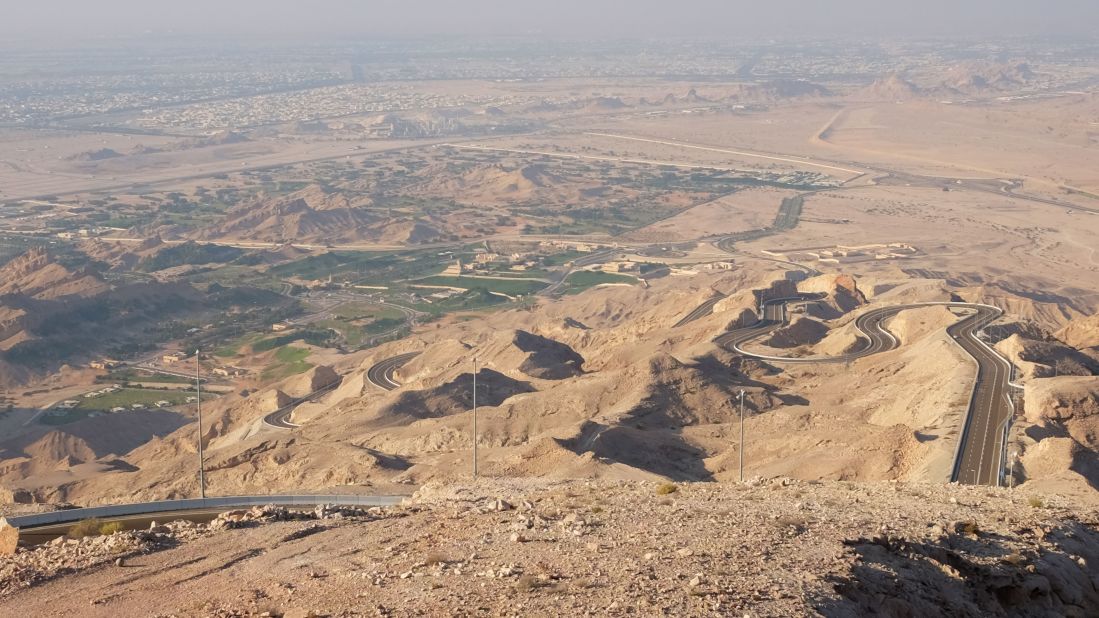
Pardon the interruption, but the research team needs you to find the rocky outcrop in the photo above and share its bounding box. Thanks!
[1057,313,1099,351]
[512,331,584,380]
[259,390,294,413]
[997,334,1099,379]
[765,317,829,349]
[0,488,34,506]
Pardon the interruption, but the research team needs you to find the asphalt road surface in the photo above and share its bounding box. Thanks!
[673,291,727,327]
[716,297,1011,485]
[365,351,421,391]
[540,249,617,296]
[947,306,1014,486]
[262,381,342,430]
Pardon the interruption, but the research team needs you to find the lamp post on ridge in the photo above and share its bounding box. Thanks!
[738,389,746,483]
[472,356,478,479]
[195,349,206,499]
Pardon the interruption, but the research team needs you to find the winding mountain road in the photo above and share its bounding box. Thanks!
[715,296,1013,485]
[673,291,728,327]
[262,381,343,430]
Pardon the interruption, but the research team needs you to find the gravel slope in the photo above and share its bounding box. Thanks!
[3,478,1098,617]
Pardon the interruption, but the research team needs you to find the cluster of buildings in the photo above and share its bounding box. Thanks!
[131,84,513,133]
[798,243,918,264]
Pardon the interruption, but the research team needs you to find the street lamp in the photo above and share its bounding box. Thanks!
[472,356,478,479]
[738,389,746,482]
[195,349,206,499]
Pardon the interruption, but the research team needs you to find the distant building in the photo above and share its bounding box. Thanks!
[271,323,291,332]
[441,259,465,276]
[162,352,186,364]
[601,261,638,273]
[702,261,735,271]
[213,366,247,378]
[89,359,119,370]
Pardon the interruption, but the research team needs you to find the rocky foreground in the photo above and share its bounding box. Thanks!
[2,479,1098,617]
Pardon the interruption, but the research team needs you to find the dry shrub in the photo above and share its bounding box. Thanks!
[68,518,125,538]
[516,574,541,592]
[67,518,105,539]
[1027,496,1044,508]
[655,483,678,496]
[425,551,449,567]
[99,521,124,536]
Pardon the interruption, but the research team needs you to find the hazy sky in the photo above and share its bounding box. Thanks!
[6,0,1098,40]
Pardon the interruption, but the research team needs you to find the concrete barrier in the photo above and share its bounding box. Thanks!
[8,494,405,529]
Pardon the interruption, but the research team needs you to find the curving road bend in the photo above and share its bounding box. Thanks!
[366,351,421,391]
[266,351,422,429]
[716,297,1012,485]
[263,381,343,430]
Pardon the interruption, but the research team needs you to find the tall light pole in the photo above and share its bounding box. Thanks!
[472,357,478,479]
[195,349,206,499]
[738,389,746,482]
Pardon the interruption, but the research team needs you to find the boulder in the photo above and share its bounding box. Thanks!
[306,365,340,392]
[259,389,293,412]
[0,517,19,556]
[0,486,34,504]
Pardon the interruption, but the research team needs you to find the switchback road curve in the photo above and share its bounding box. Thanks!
[263,381,343,430]
[716,298,1013,485]
[265,351,421,429]
[366,351,421,391]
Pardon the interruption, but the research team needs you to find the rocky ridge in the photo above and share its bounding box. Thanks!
[1,479,1097,616]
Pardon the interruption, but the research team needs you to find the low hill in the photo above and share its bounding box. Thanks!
[0,247,107,300]
[196,185,378,244]
[855,73,923,101]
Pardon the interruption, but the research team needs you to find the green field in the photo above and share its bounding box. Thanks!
[269,250,449,285]
[415,276,545,297]
[562,271,637,294]
[103,369,193,384]
[331,303,405,322]
[44,388,206,421]
[214,333,264,358]
[413,288,510,315]
[261,346,314,381]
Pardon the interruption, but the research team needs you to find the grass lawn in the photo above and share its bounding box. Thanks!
[214,333,264,358]
[75,388,198,410]
[562,270,637,294]
[540,250,586,267]
[103,369,192,384]
[415,276,544,297]
[262,346,314,381]
[415,288,510,315]
[331,303,405,322]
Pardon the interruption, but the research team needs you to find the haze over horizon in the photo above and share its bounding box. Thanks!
[5,0,1099,41]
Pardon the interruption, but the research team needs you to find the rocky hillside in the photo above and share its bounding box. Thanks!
[2,478,1097,616]
[0,247,107,300]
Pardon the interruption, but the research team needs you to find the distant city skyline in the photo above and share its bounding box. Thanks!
[5,0,1098,41]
